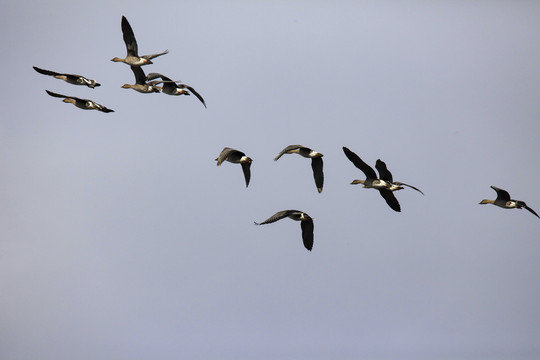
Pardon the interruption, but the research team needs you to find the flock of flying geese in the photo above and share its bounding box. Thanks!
[33,16,538,252]
[33,16,206,113]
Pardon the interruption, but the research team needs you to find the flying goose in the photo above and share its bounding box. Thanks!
[254,210,314,251]
[146,72,206,108]
[33,66,100,88]
[342,146,400,212]
[274,145,324,193]
[111,16,168,66]
[45,90,113,113]
[479,186,539,218]
[215,147,252,187]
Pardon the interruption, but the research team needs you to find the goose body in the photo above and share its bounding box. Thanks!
[215,147,252,187]
[479,186,539,218]
[33,66,100,88]
[111,16,168,66]
[254,210,314,251]
[46,90,113,113]
[274,145,324,193]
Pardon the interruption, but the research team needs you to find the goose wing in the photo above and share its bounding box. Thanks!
[395,182,424,195]
[241,162,251,188]
[45,90,84,102]
[130,65,147,85]
[216,148,241,165]
[343,147,377,179]
[143,49,169,60]
[311,157,324,193]
[375,159,394,182]
[33,66,61,77]
[186,86,206,108]
[254,210,297,225]
[274,145,303,161]
[491,186,511,202]
[96,104,115,113]
[518,201,540,218]
[121,16,138,56]
[300,219,314,251]
[378,189,401,212]
[46,90,70,99]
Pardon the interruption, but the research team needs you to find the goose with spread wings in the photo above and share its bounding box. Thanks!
[342,146,400,212]
[215,147,252,187]
[274,145,324,193]
[33,66,100,88]
[479,186,539,218]
[45,90,114,113]
[111,16,168,66]
[254,210,314,251]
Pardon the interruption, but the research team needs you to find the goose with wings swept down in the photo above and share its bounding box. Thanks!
[254,210,314,251]
[342,146,400,212]
[111,16,168,66]
[479,186,539,218]
[274,145,324,193]
[45,90,114,113]
[33,66,100,88]
[215,147,253,187]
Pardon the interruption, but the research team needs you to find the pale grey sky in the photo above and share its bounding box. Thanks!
[1,1,540,359]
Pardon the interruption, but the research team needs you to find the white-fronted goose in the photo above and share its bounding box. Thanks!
[342,146,400,212]
[479,186,539,218]
[146,72,206,108]
[33,66,100,88]
[45,90,113,113]
[375,159,424,195]
[254,210,314,251]
[121,66,160,93]
[111,16,168,66]
[215,147,252,187]
[274,145,324,193]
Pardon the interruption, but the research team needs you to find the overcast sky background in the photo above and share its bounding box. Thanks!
[1,1,540,359]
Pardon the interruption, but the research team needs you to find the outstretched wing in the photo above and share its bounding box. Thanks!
[378,189,401,212]
[375,159,394,182]
[45,90,83,102]
[45,90,68,98]
[518,201,540,219]
[343,147,377,179]
[97,105,115,113]
[254,210,296,225]
[241,162,251,187]
[33,66,60,77]
[186,86,206,108]
[311,157,324,193]
[146,72,175,82]
[216,147,235,165]
[300,219,314,251]
[143,49,169,60]
[274,145,303,161]
[130,65,147,84]
[491,186,511,202]
[396,182,424,195]
[121,16,138,56]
